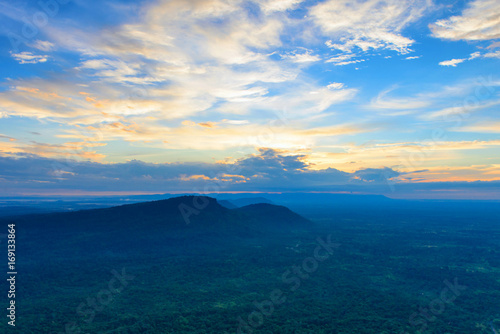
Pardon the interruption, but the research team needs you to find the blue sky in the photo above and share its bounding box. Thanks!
[0,0,499,198]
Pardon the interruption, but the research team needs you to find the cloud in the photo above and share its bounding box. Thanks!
[27,40,56,52]
[454,122,500,133]
[0,86,87,119]
[256,0,305,13]
[483,50,500,59]
[327,82,345,90]
[1,149,498,197]
[369,77,500,117]
[430,0,500,41]
[421,99,500,120]
[0,0,354,127]
[0,148,402,195]
[439,58,466,67]
[325,53,367,66]
[370,87,430,110]
[405,55,421,60]
[311,0,432,54]
[0,139,106,161]
[10,52,49,64]
[468,51,481,59]
[334,59,365,66]
[280,49,321,63]
[51,116,366,154]
[307,138,500,179]
[354,167,400,182]
[438,51,484,67]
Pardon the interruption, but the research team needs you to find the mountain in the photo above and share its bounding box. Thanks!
[218,199,239,209]
[233,203,310,230]
[2,196,311,268]
[224,196,274,207]
[5,196,310,243]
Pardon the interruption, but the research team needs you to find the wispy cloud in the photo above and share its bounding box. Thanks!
[10,52,49,64]
[370,87,430,110]
[438,51,483,67]
[421,99,500,120]
[327,82,345,90]
[454,122,500,133]
[27,40,56,52]
[280,49,321,63]
[311,0,432,54]
[430,0,500,42]
[256,0,305,14]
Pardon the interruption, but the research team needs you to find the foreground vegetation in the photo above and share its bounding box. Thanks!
[1,197,499,333]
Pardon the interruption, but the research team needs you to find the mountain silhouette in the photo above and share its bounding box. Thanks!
[1,196,313,265]
[233,203,310,230]
[6,196,311,252]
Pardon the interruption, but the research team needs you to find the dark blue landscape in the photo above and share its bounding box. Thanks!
[1,194,499,333]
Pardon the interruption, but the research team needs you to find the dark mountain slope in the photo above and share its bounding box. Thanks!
[227,196,274,207]
[233,203,311,230]
[218,199,239,209]
[6,196,309,233]
[4,196,312,262]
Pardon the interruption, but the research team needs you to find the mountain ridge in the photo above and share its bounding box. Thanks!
[4,195,311,235]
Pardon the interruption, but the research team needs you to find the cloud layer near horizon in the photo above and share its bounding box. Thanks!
[0,149,499,200]
[0,148,397,193]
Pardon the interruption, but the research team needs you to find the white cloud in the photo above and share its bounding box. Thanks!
[326,53,365,66]
[0,0,359,155]
[406,55,421,60]
[28,40,55,52]
[421,99,500,120]
[439,58,466,67]
[280,49,321,63]
[222,119,249,125]
[468,51,481,59]
[10,52,49,64]
[455,122,500,133]
[334,59,365,66]
[310,0,432,54]
[438,51,494,67]
[327,82,345,90]
[370,89,430,110]
[256,0,305,13]
[483,50,500,59]
[325,53,354,63]
[430,0,500,41]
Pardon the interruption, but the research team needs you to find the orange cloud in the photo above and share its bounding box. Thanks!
[0,140,106,161]
[179,174,214,181]
[198,122,217,128]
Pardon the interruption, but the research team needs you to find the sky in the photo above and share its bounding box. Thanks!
[0,0,499,199]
